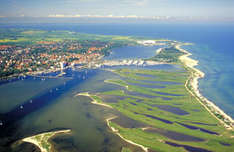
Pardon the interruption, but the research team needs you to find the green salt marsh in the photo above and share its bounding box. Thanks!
[90,68,234,152]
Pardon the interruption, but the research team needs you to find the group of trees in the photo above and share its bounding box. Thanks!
[148,46,185,63]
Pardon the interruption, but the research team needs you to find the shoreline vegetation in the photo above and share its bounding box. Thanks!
[176,44,234,130]
[21,129,71,152]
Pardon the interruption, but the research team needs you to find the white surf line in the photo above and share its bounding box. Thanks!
[106,116,149,152]
[176,44,234,130]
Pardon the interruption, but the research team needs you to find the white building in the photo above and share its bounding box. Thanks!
[60,62,65,69]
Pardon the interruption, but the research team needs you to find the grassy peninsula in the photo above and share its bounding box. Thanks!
[77,43,234,152]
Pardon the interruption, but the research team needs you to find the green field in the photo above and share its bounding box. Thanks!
[0,29,139,45]
[88,68,234,152]
[147,46,185,63]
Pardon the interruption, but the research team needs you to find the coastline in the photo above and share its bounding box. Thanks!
[22,129,71,152]
[176,44,234,130]
[0,67,66,81]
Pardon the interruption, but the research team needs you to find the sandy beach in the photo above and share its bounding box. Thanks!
[22,129,71,152]
[176,44,234,130]
[106,116,149,152]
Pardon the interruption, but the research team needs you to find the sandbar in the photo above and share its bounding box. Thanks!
[22,129,71,152]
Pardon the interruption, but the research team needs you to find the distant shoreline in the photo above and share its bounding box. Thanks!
[176,44,234,130]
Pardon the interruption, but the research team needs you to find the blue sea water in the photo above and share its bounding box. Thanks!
[1,23,234,118]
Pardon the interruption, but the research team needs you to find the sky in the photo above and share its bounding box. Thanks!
[0,0,234,20]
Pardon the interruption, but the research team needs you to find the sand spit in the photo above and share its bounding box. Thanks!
[102,59,165,67]
[176,44,234,130]
[106,116,149,152]
[75,92,113,109]
[22,129,71,152]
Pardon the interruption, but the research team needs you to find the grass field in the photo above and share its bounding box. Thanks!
[0,29,140,45]
[88,68,234,152]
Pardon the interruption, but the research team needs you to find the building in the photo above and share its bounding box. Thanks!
[60,62,67,69]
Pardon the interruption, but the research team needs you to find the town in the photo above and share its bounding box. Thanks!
[0,40,113,78]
